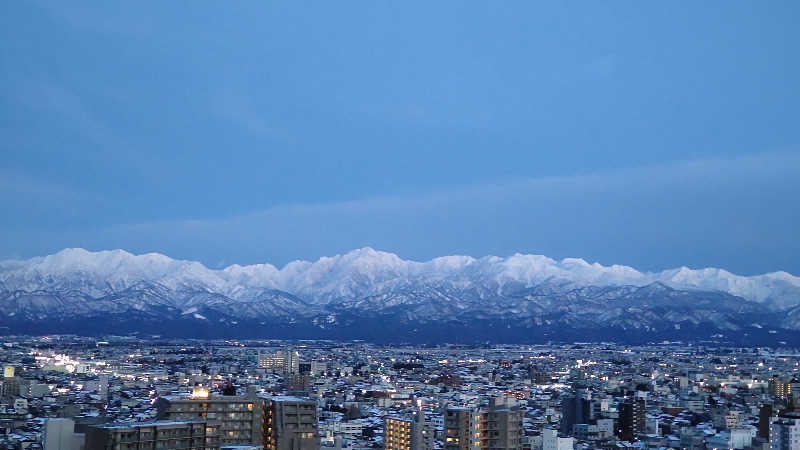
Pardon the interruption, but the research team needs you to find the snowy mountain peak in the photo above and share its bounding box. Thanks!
[38,248,185,276]
[324,247,407,272]
[561,257,591,267]
[427,255,476,272]
[1,248,799,308]
[3,247,800,341]
[765,271,800,285]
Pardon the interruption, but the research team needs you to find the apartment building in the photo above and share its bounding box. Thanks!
[85,420,219,450]
[156,388,262,446]
[445,398,523,450]
[263,396,318,450]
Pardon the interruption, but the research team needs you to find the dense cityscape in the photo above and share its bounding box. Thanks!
[1,337,800,450]
[3,1,797,450]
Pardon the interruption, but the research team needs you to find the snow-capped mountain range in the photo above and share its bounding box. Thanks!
[1,248,799,343]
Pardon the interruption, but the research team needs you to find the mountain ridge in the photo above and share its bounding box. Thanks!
[1,247,798,306]
[2,247,799,343]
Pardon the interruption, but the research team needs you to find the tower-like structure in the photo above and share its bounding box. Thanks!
[263,396,319,450]
[445,398,523,450]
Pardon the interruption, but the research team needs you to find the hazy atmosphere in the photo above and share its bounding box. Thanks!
[5,6,800,445]
[2,1,798,275]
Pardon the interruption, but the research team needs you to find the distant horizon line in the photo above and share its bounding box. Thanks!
[3,245,797,280]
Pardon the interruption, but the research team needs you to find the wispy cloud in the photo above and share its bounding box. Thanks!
[214,90,294,143]
[31,0,158,38]
[7,78,164,180]
[2,152,795,275]
[0,169,109,228]
[0,170,86,201]
[13,81,113,150]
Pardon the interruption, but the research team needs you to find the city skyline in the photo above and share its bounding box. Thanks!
[3,2,800,449]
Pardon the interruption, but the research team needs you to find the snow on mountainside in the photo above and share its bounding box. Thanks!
[1,247,799,308]
[3,247,800,342]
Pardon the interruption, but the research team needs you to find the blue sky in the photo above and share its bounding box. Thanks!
[1,1,798,274]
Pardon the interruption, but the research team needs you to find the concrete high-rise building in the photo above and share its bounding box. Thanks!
[287,374,311,394]
[792,378,800,405]
[529,366,551,385]
[98,374,109,398]
[258,350,300,375]
[769,376,793,398]
[444,407,479,450]
[385,416,414,450]
[310,361,328,376]
[560,390,591,435]
[770,411,800,450]
[481,397,523,449]
[0,376,20,400]
[760,404,774,440]
[27,382,51,398]
[263,396,318,450]
[156,388,263,446]
[542,428,573,450]
[85,420,219,450]
[44,418,84,450]
[385,412,429,450]
[445,398,523,450]
[418,413,435,450]
[616,398,645,442]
